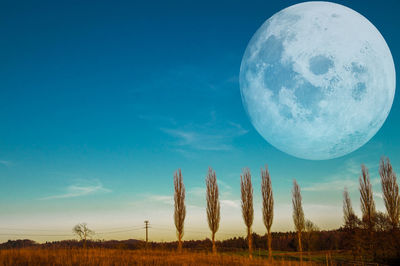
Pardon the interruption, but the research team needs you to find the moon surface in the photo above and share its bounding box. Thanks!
[240,1,396,160]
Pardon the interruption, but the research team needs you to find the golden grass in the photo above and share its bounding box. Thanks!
[0,248,326,266]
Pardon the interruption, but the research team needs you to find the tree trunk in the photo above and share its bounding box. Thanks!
[178,233,183,253]
[267,229,272,260]
[248,227,252,259]
[212,232,217,254]
[297,231,302,263]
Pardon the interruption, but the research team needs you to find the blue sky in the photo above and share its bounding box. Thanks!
[0,0,399,242]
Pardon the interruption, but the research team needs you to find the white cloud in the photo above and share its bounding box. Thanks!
[218,179,232,191]
[188,187,205,197]
[146,195,174,205]
[40,180,111,200]
[221,199,240,208]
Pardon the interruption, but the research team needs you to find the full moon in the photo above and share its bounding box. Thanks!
[240,2,396,160]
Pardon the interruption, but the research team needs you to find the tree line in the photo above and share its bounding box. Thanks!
[173,156,400,263]
[4,156,397,263]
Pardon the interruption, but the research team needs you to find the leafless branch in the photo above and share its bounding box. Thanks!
[174,169,186,252]
[261,165,273,259]
[206,167,220,254]
[359,164,375,231]
[379,156,400,230]
[292,179,304,254]
[241,168,253,258]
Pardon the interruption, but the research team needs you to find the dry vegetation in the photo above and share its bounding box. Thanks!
[0,248,330,266]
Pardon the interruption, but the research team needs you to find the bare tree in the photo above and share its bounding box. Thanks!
[292,179,305,257]
[241,168,254,259]
[174,169,186,253]
[359,165,376,231]
[261,165,274,259]
[304,219,319,252]
[342,188,362,259]
[375,211,391,232]
[343,188,359,230]
[206,167,220,254]
[379,157,400,230]
[73,223,94,248]
[359,164,376,258]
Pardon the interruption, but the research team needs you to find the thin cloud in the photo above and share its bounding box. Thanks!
[188,187,205,197]
[0,160,12,166]
[302,158,380,191]
[303,158,380,192]
[218,179,234,198]
[146,195,174,205]
[303,179,358,192]
[227,121,249,136]
[161,128,234,151]
[218,179,233,191]
[40,180,111,200]
[221,199,240,208]
[161,120,248,152]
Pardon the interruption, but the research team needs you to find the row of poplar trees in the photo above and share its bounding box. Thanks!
[173,165,275,258]
[173,156,400,261]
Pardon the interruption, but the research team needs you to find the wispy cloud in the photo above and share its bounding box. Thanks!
[218,179,233,191]
[40,180,111,200]
[161,116,248,152]
[221,199,240,208]
[162,128,234,151]
[303,158,382,193]
[146,195,174,205]
[303,158,363,192]
[188,187,205,197]
[0,160,12,166]
[303,179,358,192]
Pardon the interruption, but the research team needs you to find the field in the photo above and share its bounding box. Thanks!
[0,248,341,266]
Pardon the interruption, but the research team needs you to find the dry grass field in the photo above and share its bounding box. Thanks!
[0,248,332,266]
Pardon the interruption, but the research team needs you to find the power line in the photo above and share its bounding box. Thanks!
[95,228,144,234]
[93,225,144,231]
[150,227,241,236]
[0,224,242,238]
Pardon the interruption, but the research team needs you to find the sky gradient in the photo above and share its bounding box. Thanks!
[0,0,399,242]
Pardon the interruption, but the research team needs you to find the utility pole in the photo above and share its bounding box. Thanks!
[144,220,149,246]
